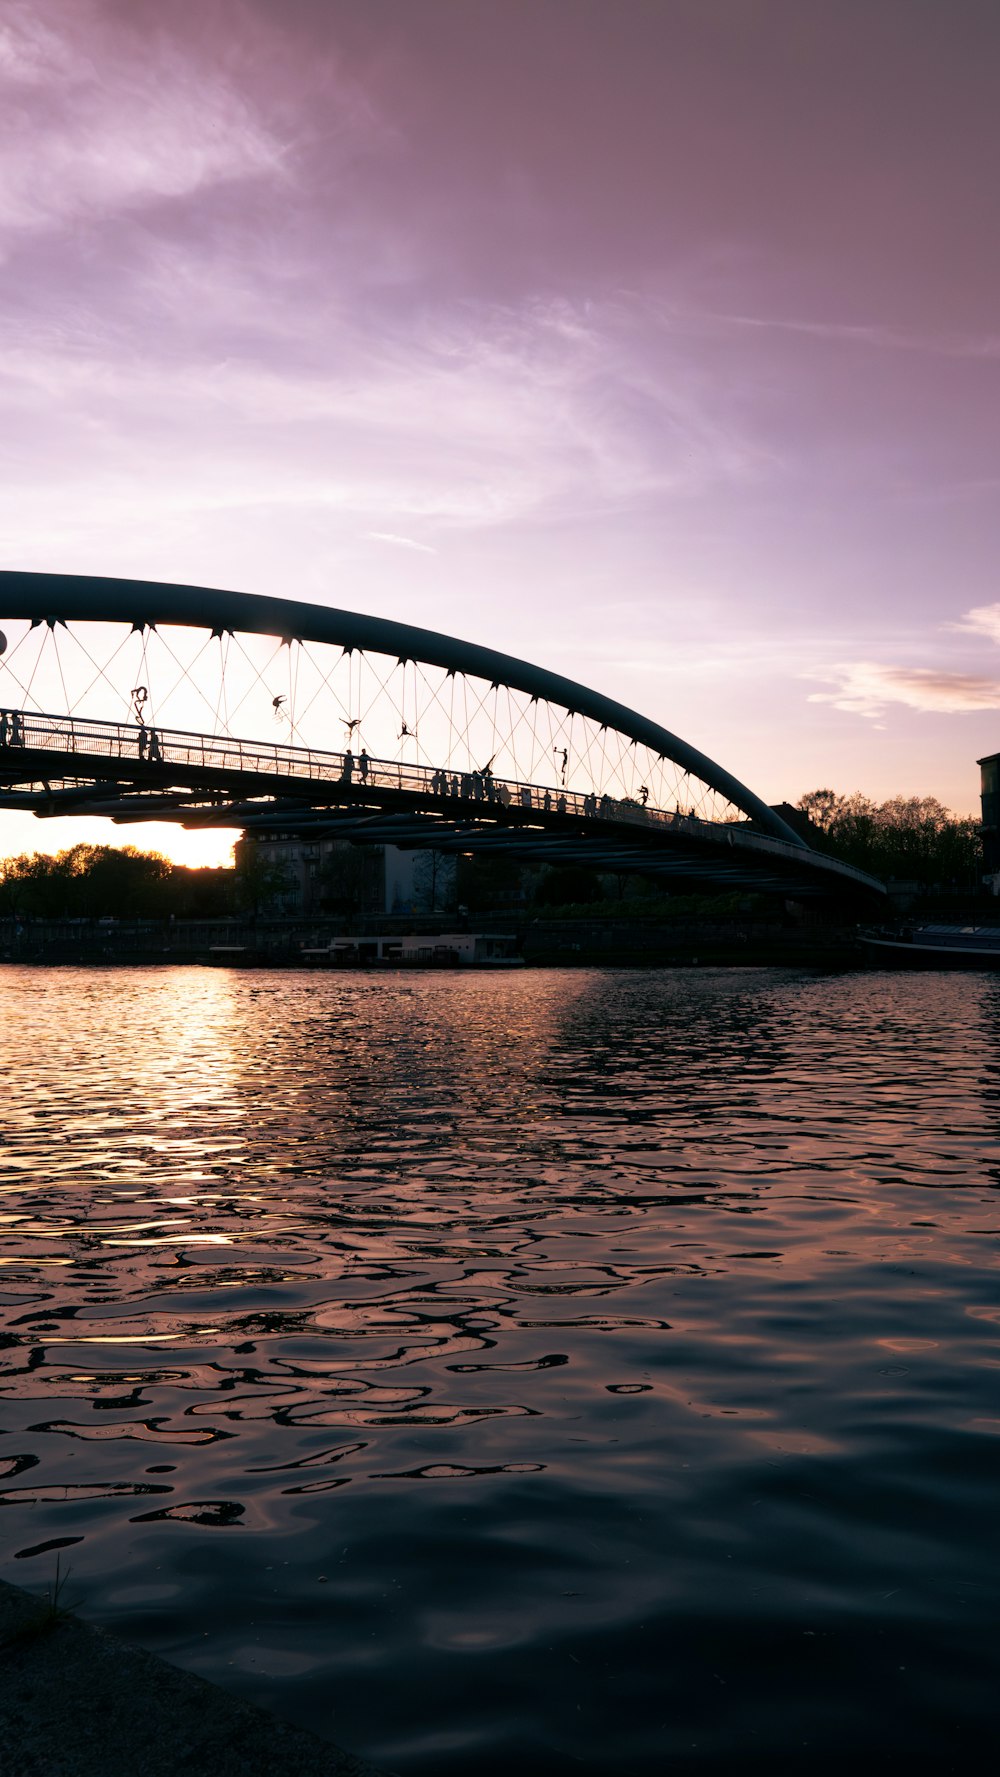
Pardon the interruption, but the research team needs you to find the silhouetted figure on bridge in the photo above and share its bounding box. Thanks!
[10,711,23,747]
[137,725,148,760]
[543,789,551,812]
[148,728,162,763]
[342,748,354,784]
[557,747,568,784]
[0,711,7,747]
[640,785,649,806]
[359,748,369,783]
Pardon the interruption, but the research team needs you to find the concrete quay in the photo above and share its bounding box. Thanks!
[0,1577,393,1777]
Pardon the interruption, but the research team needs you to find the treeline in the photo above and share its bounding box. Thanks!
[0,844,236,919]
[0,796,986,925]
[797,791,981,887]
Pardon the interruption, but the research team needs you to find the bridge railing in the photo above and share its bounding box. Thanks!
[0,709,741,840]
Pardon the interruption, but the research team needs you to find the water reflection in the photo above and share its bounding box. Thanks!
[1,966,999,1773]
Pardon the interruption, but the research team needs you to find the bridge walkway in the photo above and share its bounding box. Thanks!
[0,707,886,900]
[0,708,731,839]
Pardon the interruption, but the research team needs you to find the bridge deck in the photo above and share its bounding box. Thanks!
[0,709,885,899]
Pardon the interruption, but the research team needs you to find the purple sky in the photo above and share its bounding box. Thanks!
[3,0,1000,864]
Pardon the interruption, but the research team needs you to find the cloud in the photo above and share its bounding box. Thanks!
[0,277,772,539]
[0,7,78,87]
[711,310,1000,361]
[0,11,779,559]
[366,532,437,554]
[0,1,290,239]
[951,602,1000,644]
[808,661,1000,719]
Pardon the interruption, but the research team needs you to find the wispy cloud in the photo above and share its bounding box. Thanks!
[951,602,1000,644]
[366,531,437,554]
[711,310,1000,361]
[0,7,779,564]
[808,662,1000,719]
[0,2,291,239]
[0,277,772,539]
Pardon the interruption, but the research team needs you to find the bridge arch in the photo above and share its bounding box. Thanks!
[0,570,884,900]
[0,569,801,841]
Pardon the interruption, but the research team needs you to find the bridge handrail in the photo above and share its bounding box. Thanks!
[0,708,741,839]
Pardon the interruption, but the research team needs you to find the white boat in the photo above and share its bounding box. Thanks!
[860,923,1000,969]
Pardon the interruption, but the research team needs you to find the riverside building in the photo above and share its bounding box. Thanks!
[235,831,457,918]
[979,751,1000,879]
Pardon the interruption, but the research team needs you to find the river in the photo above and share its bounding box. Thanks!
[1,965,998,1773]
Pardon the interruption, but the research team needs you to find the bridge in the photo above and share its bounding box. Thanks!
[0,571,885,902]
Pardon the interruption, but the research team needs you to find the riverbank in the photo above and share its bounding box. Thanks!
[0,913,521,968]
[0,909,866,968]
[0,1577,391,1777]
[4,906,991,969]
[521,913,866,968]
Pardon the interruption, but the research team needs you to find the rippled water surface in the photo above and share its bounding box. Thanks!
[2,965,999,1773]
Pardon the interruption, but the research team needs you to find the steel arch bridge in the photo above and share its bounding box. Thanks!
[0,571,884,902]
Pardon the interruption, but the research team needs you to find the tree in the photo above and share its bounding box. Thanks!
[167,866,235,918]
[534,865,603,907]
[60,843,173,917]
[0,847,245,920]
[456,853,532,913]
[796,790,981,888]
[796,788,844,835]
[0,845,176,918]
[1,854,39,917]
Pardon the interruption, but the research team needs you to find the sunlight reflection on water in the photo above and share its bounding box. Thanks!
[2,964,1000,1773]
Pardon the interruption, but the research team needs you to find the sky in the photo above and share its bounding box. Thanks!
[2,0,999,866]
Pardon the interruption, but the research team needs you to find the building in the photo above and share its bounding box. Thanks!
[768,802,823,845]
[979,752,1000,877]
[234,831,457,918]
